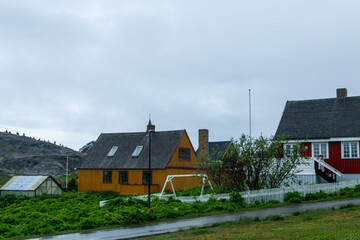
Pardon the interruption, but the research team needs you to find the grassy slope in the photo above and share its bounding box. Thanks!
[0,173,11,187]
[144,205,360,240]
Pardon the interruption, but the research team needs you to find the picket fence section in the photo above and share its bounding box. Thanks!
[169,179,360,203]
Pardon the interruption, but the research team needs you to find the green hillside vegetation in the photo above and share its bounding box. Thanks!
[0,174,11,187]
[1,186,360,239]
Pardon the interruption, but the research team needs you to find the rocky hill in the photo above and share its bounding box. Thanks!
[0,131,84,177]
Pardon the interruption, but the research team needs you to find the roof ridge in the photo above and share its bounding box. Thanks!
[288,95,360,103]
[100,129,185,135]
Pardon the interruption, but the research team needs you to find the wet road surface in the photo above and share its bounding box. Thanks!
[31,198,360,240]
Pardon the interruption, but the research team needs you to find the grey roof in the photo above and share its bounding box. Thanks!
[78,130,185,169]
[209,141,231,156]
[275,96,360,140]
[0,175,61,191]
[196,141,232,160]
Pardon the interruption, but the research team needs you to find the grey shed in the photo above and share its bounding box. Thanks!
[0,175,63,197]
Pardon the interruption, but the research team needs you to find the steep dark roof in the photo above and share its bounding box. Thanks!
[209,141,231,156]
[195,141,231,160]
[79,130,185,169]
[275,96,360,140]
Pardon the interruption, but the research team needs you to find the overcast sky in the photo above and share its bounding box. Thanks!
[1,1,360,150]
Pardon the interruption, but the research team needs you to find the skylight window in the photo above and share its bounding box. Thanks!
[107,146,118,157]
[132,146,143,157]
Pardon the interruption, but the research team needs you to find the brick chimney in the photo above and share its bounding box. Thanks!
[198,129,209,155]
[337,88,347,98]
[146,119,155,132]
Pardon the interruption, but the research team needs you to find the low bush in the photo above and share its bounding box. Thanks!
[266,214,284,221]
[305,190,328,201]
[229,191,245,206]
[354,184,360,192]
[339,187,355,197]
[284,191,303,203]
[293,211,301,216]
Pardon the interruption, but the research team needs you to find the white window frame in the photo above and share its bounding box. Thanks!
[284,144,295,157]
[312,142,329,159]
[342,142,359,159]
[107,146,119,157]
[132,146,143,157]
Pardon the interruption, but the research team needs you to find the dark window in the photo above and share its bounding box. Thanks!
[103,171,112,183]
[119,171,128,184]
[179,148,191,160]
[143,171,152,185]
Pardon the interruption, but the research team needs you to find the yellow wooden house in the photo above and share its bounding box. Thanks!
[77,121,199,195]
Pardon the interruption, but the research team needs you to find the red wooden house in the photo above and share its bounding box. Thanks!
[275,88,360,182]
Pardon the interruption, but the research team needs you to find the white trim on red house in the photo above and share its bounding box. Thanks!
[312,142,329,159]
[286,137,360,143]
[341,142,360,159]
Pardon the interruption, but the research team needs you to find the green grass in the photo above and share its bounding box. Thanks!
[0,173,11,187]
[143,204,360,240]
[1,184,360,239]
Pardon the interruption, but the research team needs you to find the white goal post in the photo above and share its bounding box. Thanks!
[159,174,213,199]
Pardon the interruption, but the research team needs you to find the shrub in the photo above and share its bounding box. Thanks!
[229,191,245,206]
[67,178,78,191]
[305,190,328,201]
[284,191,303,203]
[86,191,119,199]
[0,194,19,208]
[339,187,354,197]
[267,200,280,205]
[166,196,182,204]
[293,211,301,216]
[266,214,284,221]
[354,185,360,192]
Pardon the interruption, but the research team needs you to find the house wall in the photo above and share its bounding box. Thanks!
[166,131,197,168]
[78,168,201,195]
[303,143,312,157]
[326,141,360,174]
[304,141,360,175]
[78,133,200,195]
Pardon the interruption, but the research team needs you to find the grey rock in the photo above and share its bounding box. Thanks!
[0,131,84,177]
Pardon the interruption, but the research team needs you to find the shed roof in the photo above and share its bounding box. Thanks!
[275,96,360,140]
[1,176,54,191]
[78,130,186,169]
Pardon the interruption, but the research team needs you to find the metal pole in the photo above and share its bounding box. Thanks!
[249,89,252,139]
[148,131,152,208]
[66,156,69,190]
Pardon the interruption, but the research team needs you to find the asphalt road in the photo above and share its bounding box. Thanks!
[31,198,360,240]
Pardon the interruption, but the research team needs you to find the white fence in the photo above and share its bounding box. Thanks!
[154,179,360,203]
[235,179,360,203]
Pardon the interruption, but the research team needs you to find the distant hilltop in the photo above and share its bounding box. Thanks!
[0,131,84,177]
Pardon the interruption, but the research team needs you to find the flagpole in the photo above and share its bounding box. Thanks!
[249,89,252,139]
